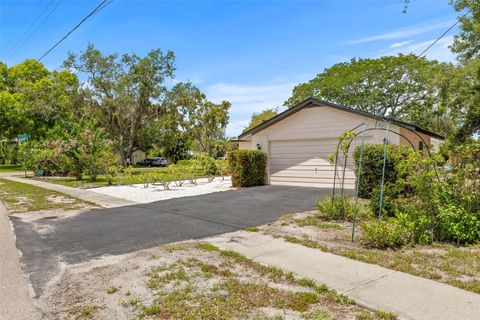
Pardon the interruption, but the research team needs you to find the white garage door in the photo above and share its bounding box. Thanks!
[269,139,357,189]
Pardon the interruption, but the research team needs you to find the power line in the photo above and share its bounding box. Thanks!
[417,9,472,58]
[8,1,63,59]
[37,0,112,62]
[8,0,53,56]
[229,121,247,129]
[2,0,39,54]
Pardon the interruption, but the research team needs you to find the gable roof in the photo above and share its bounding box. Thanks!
[238,98,445,140]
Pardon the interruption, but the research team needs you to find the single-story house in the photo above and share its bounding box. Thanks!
[130,149,147,164]
[236,98,444,189]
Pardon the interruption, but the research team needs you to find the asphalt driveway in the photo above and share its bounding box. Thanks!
[11,185,331,296]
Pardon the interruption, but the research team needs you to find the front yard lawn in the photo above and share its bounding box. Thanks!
[261,212,480,295]
[39,241,396,320]
[0,178,95,213]
[0,164,23,172]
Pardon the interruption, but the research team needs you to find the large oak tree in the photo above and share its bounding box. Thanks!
[285,54,461,136]
[64,44,175,164]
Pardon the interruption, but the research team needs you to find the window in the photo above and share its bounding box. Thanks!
[418,141,424,151]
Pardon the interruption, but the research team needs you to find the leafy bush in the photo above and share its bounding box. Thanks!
[361,218,409,248]
[394,202,433,244]
[354,144,410,198]
[369,184,400,218]
[216,159,229,180]
[63,126,115,182]
[228,150,267,187]
[317,195,354,221]
[437,204,480,244]
[317,194,372,221]
[19,140,64,176]
[361,140,480,247]
[105,165,123,185]
[194,152,218,182]
[168,165,187,187]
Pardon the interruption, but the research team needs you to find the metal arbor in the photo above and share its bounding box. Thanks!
[330,120,435,242]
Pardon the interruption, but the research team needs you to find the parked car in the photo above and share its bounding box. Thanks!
[150,157,168,167]
[136,158,153,166]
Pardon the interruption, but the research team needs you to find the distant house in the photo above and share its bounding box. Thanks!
[130,149,146,164]
[236,98,444,189]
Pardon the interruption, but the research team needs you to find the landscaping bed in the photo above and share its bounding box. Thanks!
[89,177,233,203]
[259,211,480,294]
[29,167,169,189]
[38,241,395,320]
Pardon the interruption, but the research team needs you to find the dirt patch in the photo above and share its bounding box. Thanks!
[37,241,387,320]
[46,194,78,204]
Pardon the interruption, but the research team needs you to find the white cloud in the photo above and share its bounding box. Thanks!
[205,82,297,138]
[347,19,454,45]
[390,40,412,48]
[379,35,456,62]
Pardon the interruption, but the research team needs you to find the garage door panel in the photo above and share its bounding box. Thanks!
[269,158,355,167]
[269,139,356,188]
[269,180,355,189]
[270,164,353,171]
[270,175,356,182]
[270,146,341,154]
[270,170,355,180]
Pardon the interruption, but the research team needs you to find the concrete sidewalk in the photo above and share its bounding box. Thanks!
[1,174,136,208]
[0,202,42,320]
[208,231,480,320]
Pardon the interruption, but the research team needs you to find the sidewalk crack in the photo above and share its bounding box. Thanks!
[341,270,397,294]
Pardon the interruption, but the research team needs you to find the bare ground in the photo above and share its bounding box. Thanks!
[36,241,389,320]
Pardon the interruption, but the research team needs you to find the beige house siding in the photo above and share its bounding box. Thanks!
[238,141,253,150]
[131,150,146,164]
[399,126,431,151]
[240,105,402,188]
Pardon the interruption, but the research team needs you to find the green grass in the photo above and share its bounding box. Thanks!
[37,176,111,188]
[67,305,98,320]
[106,286,118,294]
[297,216,343,230]
[0,178,92,213]
[303,310,337,320]
[0,164,23,172]
[245,226,260,232]
[195,243,220,251]
[375,310,398,320]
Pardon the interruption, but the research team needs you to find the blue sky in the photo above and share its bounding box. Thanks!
[0,0,460,137]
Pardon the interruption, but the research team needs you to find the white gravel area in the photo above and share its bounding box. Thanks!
[89,177,234,204]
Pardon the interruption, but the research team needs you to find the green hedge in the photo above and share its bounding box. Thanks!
[354,144,410,198]
[228,150,267,187]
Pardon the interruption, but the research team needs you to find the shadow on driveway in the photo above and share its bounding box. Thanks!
[11,185,331,296]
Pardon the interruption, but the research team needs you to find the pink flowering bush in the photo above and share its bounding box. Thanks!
[20,123,120,181]
[63,126,118,181]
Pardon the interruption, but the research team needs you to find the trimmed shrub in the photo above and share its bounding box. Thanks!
[228,150,267,187]
[354,144,410,198]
